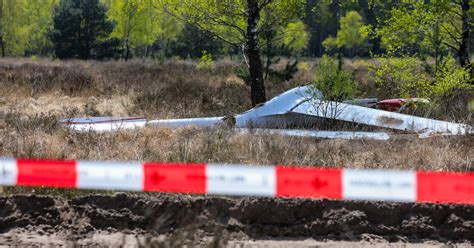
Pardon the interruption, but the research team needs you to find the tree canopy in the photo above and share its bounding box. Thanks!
[0,0,471,61]
[323,11,369,56]
[106,0,181,59]
[153,0,307,105]
[0,0,57,56]
[0,0,470,77]
[51,0,116,59]
[0,0,471,105]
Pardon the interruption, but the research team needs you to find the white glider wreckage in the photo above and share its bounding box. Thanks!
[61,85,472,140]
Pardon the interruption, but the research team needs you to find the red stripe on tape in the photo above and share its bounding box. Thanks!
[17,159,77,188]
[276,166,342,199]
[143,162,206,194]
[417,171,474,204]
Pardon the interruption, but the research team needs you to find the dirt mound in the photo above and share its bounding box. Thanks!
[0,193,473,246]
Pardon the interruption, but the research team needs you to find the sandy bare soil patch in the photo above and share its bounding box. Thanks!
[0,193,472,247]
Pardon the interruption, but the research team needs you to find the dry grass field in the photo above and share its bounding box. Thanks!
[0,58,472,174]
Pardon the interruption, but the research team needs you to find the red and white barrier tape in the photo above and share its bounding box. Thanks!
[0,158,473,204]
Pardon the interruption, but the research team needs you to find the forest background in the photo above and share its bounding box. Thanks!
[0,0,473,107]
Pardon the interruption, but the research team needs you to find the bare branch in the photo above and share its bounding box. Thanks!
[440,23,462,45]
[443,41,460,52]
[184,2,247,36]
[159,5,243,47]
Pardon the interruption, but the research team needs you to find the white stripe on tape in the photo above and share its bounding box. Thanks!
[77,161,143,191]
[0,158,17,186]
[206,164,276,196]
[343,169,416,202]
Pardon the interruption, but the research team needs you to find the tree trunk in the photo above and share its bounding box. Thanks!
[0,0,4,57]
[0,36,4,57]
[246,0,266,106]
[125,38,131,61]
[459,0,470,70]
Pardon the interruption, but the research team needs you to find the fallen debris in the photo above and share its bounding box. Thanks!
[343,98,378,108]
[147,117,225,128]
[233,86,471,136]
[236,128,391,140]
[61,116,147,132]
[61,85,472,138]
[376,98,430,112]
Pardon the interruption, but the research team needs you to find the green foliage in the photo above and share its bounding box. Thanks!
[0,0,57,56]
[370,56,432,98]
[0,0,469,66]
[259,20,301,85]
[166,24,224,59]
[157,0,305,105]
[159,0,245,45]
[313,55,357,101]
[1,0,27,56]
[158,0,305,47]
[322,11,369,56]
[297,61,310,73]
[305,0,360,56]
[234,66,251,86]
[370,55,472,100]
[335,11,369,50]
[376,4,429,55]
[282,21,309,54]
[374,1,464,72]
[23,0,57,55]
[270,60,299,83]
[51,0,118,59]
[107,0,180,58]
[197,50,213,70]
[431,56,473,100]
[235,60,299,86]
[322,36,337,53]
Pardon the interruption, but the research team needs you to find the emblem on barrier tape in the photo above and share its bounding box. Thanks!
[207,164,276,196]
[77,161,143,191]
[343,169,416,202]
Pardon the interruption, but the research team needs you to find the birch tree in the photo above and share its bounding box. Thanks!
[155,0,305,106]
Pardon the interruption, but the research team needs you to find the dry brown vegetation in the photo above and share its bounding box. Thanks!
[0,58,472,183]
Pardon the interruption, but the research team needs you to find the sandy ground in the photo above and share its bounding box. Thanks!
[0,193,472,247]
[1,230,472,247]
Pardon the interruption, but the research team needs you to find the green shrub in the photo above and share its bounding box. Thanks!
[370,56,432,98]
[370,55,472,101]
[234,65,251,86]
[311,55,357,101]
[431,56,472,101]
[297,61,311,73]
[197,50,213,70]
